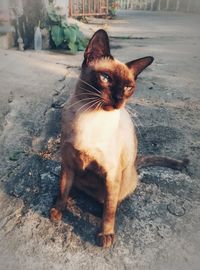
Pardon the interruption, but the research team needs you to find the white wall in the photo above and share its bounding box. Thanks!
[117,0,200,12]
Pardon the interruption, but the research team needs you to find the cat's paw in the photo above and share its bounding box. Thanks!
[97,232,115,248]
[50,207,62,223]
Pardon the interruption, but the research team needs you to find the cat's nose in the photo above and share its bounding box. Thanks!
[112,94,123,103]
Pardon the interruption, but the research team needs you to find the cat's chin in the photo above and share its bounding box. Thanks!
[102,105,115,111]
[102,103,125,111]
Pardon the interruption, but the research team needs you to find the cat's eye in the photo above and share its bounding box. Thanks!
[124,86,133,93]
[100,73,110,83]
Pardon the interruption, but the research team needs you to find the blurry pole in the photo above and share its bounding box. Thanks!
[176,0,180,11]
[187,0,191,12]
[145,0,148,10]
[166,0,169,10]
[158,0,161,11]
[150,0,154,11]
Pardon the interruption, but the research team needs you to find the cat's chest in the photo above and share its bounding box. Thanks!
[74,110,121,158]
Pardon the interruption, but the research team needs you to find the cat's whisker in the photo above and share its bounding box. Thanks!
[76,101,95,115]
[126,106,137,118]
[126,105,144,128]
[126,106,140,124]
[64,97,99,111]
[127,111,143,129]
[126,104,138,115]
[136,125,143,139]
[78,78,102,95]
[77,86,102,98]
[126,107,143,139]
[96,101,104,111]
[131,119,142,139]
[126,103,145,124]
[91,100,103,112]
[73,91,101,99]
[82,100,102,114]
[77,100,101,115]
[76,99,101,114]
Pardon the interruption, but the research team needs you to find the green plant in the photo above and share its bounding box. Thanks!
[108,0,120,17]
[47,6,88,52]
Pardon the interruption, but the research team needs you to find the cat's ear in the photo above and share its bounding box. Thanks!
[83,29,111,66]
[126,56,154,79]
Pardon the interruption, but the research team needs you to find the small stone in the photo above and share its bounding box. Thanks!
[167,202,185,217]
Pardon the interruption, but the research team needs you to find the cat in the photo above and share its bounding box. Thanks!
[50,29,188,248]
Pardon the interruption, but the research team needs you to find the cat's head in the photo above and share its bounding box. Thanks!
[79,29,154,111]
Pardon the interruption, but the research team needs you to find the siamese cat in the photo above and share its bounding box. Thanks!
[50,29,188,248]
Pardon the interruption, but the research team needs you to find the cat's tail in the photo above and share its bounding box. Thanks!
[136,155,189,171]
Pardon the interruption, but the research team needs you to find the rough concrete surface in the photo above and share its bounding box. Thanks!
[0,11,200,270]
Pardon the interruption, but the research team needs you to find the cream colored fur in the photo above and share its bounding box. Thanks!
[73,107,138,201]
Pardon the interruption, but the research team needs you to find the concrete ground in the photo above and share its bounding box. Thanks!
[0,11,200,270]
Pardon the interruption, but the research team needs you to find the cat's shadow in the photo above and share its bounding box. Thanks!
[62,188,104,245]
[4,152,106,246]
[2,77,107,246]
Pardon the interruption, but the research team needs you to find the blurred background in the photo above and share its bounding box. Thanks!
[0,0,200,50]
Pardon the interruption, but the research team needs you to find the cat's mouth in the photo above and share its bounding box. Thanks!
[102,100,125,111]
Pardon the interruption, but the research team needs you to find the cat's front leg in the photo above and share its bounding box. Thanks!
[50,164,74,223]
[97,174,121,248]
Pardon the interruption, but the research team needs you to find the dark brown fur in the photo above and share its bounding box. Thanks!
[137,156,189,171]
